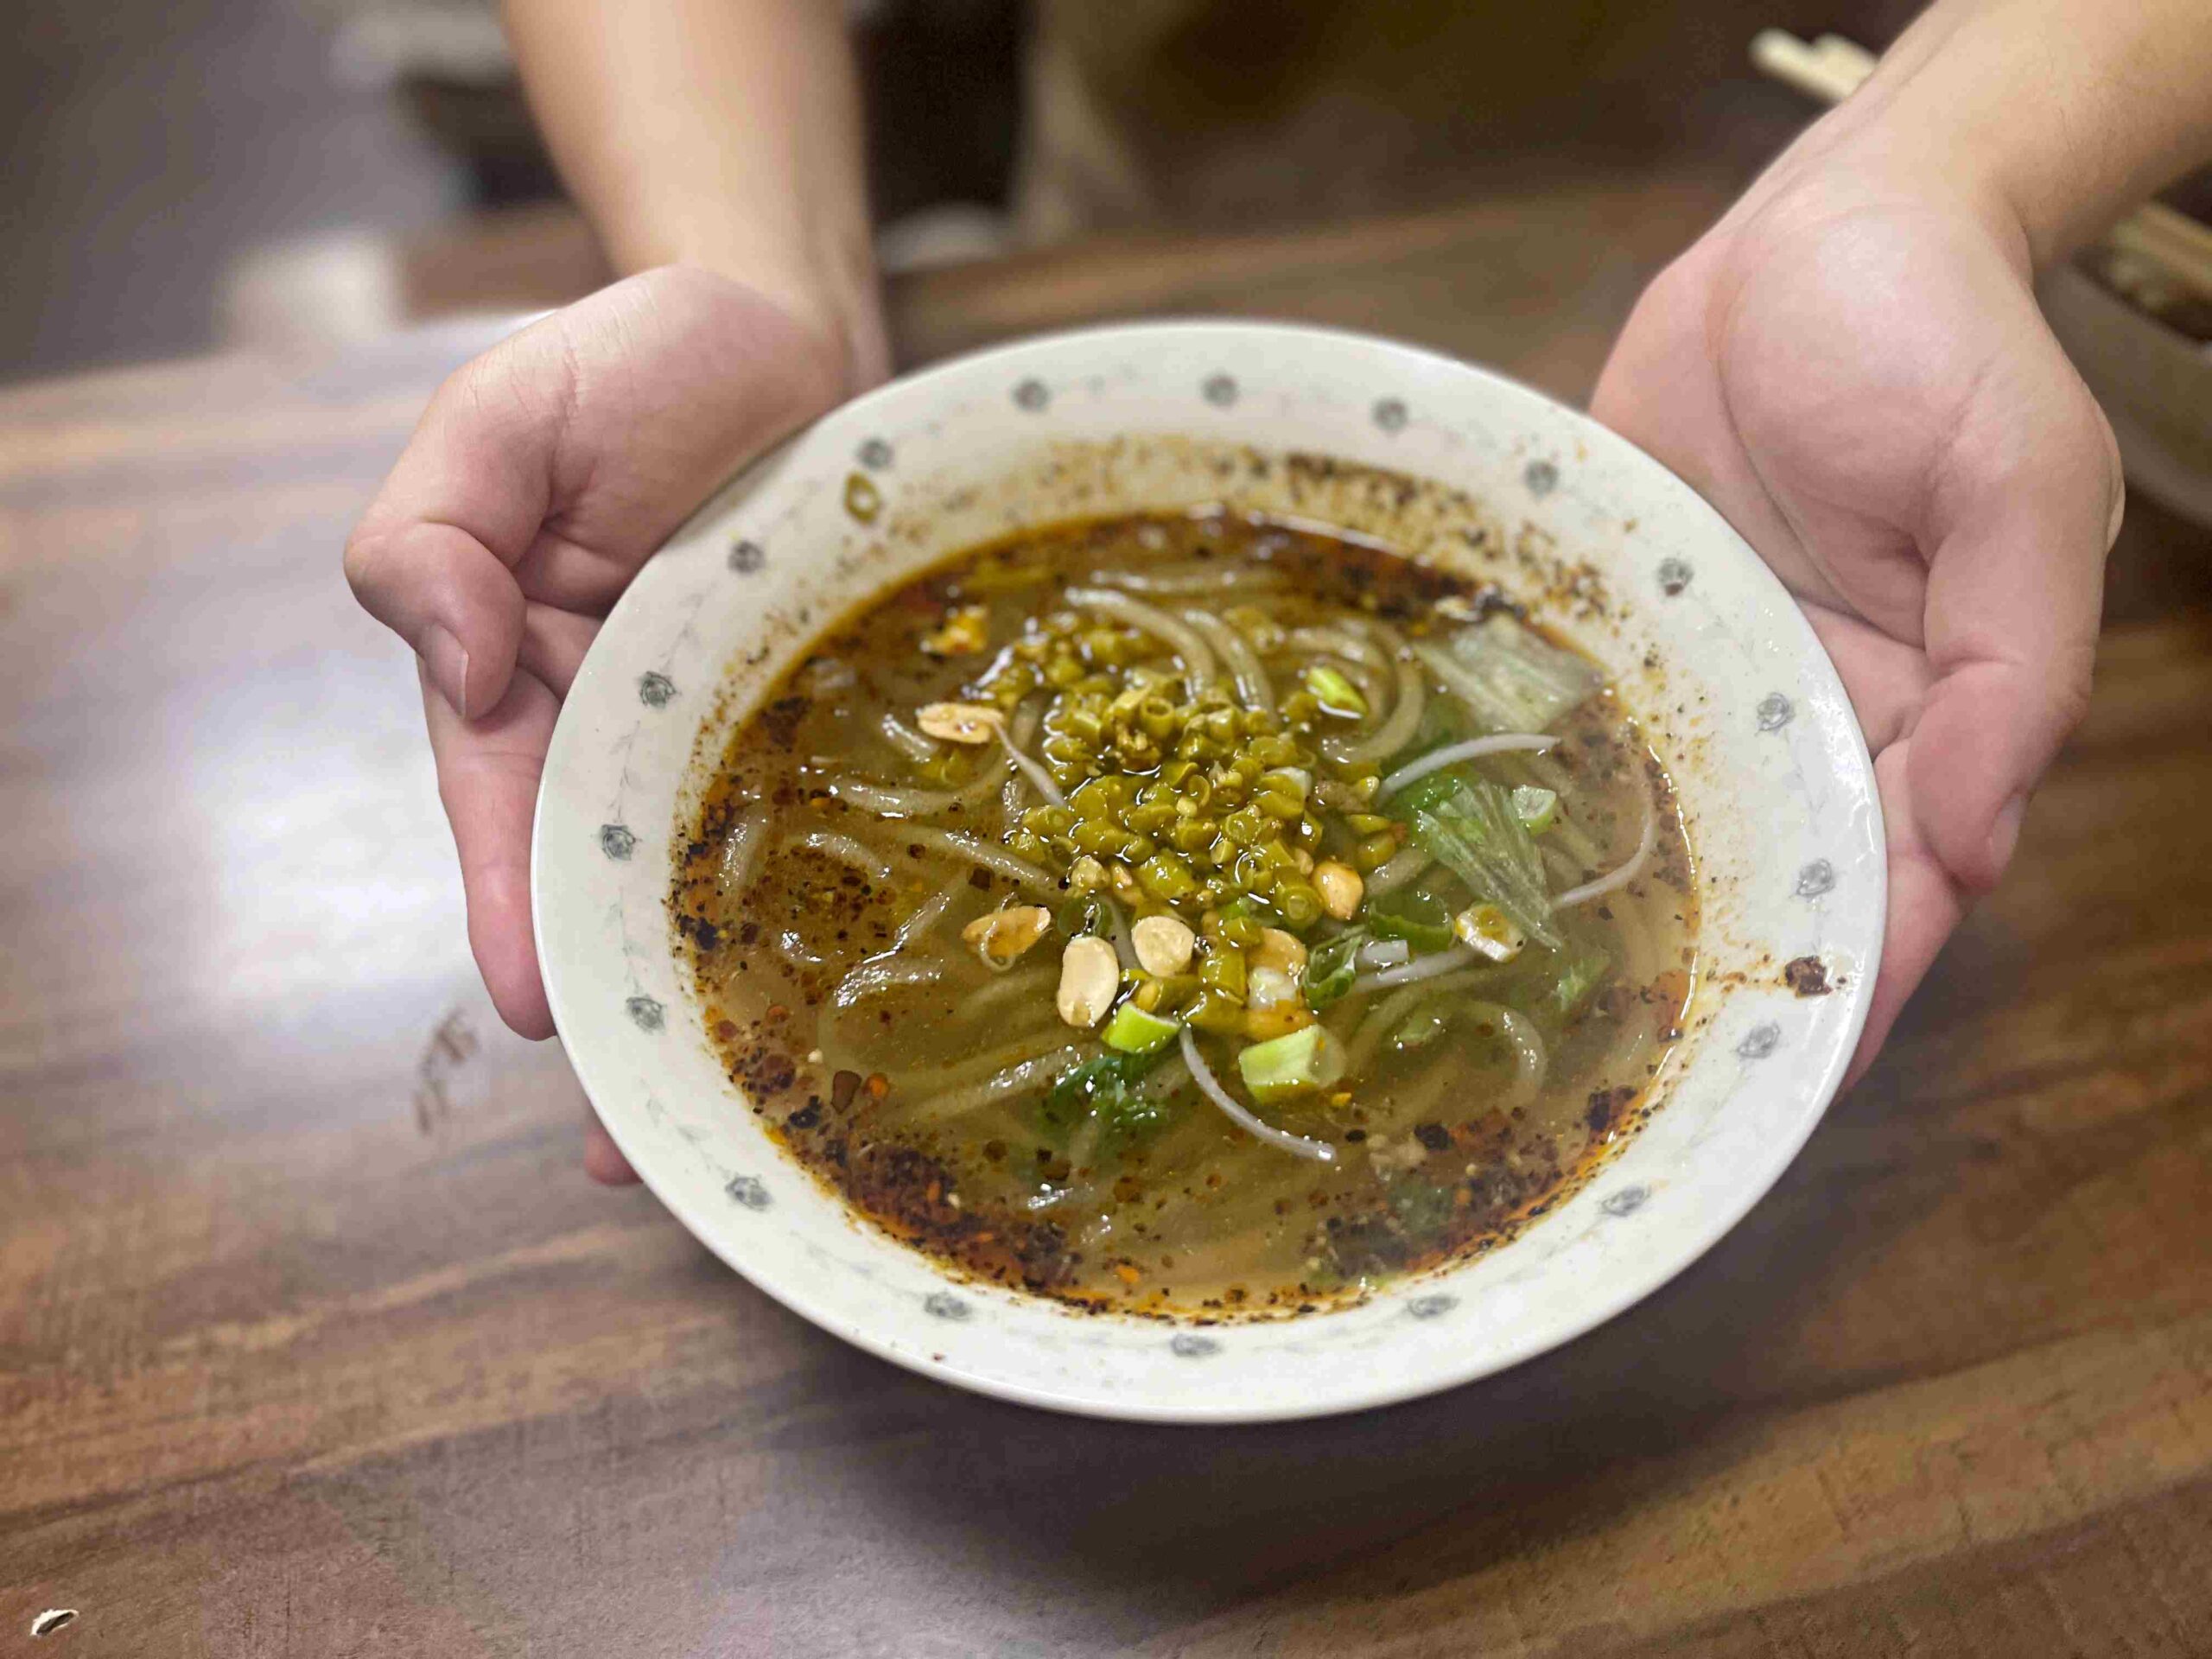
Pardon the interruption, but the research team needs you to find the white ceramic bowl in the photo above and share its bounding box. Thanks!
[533,321,1883,1422]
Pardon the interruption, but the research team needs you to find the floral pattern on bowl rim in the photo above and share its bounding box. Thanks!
[533,321,1883,1423]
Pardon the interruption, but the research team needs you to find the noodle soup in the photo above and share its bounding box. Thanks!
[674,510,1694,1315]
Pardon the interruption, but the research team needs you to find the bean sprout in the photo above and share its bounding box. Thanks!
[1555,809,1657,908]
[1378,734,1559,798]
[1179,1027,1336,1163]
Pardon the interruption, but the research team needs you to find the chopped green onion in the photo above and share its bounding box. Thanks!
[1511,785,1559,834]
[1236,1025,1347,1103]
[1303,664,1370,718]
[1452,901,1527,963]
[1302,928,1365,1009]
[1103,1002,1180,1054]
[1369,889,1458,952]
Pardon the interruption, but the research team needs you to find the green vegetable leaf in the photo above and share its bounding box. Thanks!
[1522,940,1611,1028]
[1369,888,1458,952]
[1039,1047,1176,1153]
[1419,613,1599,734]
[1405,774,1560,949]
[1302,928,1366,1009]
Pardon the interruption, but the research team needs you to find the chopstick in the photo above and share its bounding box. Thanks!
[1750,29,2212,307]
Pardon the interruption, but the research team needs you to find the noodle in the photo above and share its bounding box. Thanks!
[715,806,771,902]
[1327,649,1428,766]
[912,1046,1090,1122]
[902,827,1060,894]
[1063,587,1218,686]
[785,830,894,883]
[880,711,939,765]
[1092,560,1287,595]
[1179,607,1274,709]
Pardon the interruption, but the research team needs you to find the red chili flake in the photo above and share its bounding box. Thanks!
[865,1073,890,1099]
[765,1004,790,1023]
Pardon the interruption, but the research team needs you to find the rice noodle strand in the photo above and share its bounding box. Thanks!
[1326,647,1428,766]
[912,1045,1090,1121]
[833,957,942,1008]
[1179,607,1274,709]
[1063,587,1218,687]
[1179,1028,1336,1163]
[903,826,1060,894]
[787,829,893,882]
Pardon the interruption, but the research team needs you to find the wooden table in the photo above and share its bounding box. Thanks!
[7,165,2212,1656]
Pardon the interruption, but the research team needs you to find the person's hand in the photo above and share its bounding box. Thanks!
[1593,151,2122,1076]
[346,266,855,1179]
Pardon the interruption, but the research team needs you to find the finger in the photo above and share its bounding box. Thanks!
[345,321,575,716]
[423,661,561,1039]
[1847,741,1964,1084]
[346,519,527,719]
[515,602,601,702]
[584,1115,640,1185]
[1800,601,1934,753]
[1910,350,2117,893]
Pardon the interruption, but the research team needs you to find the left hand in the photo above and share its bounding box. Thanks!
[1592,147,2122,1076]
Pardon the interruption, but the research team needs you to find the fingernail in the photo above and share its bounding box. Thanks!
[1986,791,2027,874]
[424,624,471,718]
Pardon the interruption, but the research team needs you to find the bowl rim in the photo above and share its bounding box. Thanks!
[533,317,1884,1422]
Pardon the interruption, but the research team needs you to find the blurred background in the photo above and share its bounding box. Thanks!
[11,0,2207,507]
[0,0,1985,382]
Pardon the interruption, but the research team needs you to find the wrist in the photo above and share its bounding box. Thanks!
[607,219,889,396]
[1742,0,2212,272]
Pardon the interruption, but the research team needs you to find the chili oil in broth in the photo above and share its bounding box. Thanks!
[673,511,1695,1316]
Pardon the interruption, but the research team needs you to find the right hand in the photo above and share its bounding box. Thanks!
[345,266,855,1180]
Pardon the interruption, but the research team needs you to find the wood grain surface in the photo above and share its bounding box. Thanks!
[5,162,2212,1656]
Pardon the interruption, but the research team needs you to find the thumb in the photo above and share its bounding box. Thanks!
[346,518,527,720]
[344,321,575,715]
[1905,359,2119,893]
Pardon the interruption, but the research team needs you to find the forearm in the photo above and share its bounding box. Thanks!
[503,0,885,384]
[1770,0,2212,266]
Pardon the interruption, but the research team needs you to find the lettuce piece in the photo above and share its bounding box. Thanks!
[1404,774,1560,949]
[1414,613,1599,734]
[1523,940,1612,1028]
